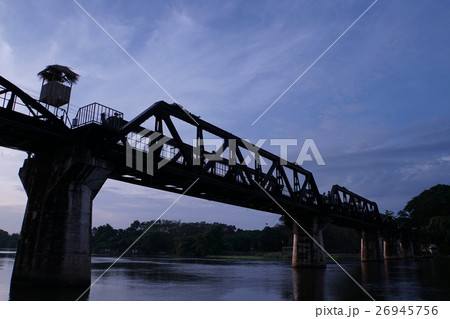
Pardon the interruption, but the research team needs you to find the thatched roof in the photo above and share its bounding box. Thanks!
[37,64,79,85]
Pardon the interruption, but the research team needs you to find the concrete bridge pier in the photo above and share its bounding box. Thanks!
[10,146,111,296]
[360,230,383,262]
[400,238,415,259]
[383,233,401,260]
[292,216,327,268]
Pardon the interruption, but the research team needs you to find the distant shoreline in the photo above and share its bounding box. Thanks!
[91,252,362,262]
[0,248,16,253]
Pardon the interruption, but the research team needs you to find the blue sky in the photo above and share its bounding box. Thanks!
[1,0,449,233]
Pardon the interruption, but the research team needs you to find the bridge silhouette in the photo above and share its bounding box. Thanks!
[0,74,414,296]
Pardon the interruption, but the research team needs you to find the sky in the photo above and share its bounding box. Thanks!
[0,0,449,233]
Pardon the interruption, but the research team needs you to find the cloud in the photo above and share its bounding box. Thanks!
[0,37,15,76]
[1,0,450,232]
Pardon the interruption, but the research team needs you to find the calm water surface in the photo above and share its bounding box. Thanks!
[1,251,449,301]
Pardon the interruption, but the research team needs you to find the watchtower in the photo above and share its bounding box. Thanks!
[38,64,79,119]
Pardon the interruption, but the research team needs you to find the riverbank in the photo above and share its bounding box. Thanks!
[92,251,362,261]
[205,252,360,261]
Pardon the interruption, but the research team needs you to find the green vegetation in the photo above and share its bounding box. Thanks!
[425,216,450,253]
[404,184,450,253]
[405,184,450,226]
[91,219,361,258]
[323,225,360,254]
[4,184,447,257]
[91,220,292,257]
[0,229,19,248]
[90,184,449,258]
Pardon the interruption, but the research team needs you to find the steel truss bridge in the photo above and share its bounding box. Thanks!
[0,75,380,227]
[0,74,412,298]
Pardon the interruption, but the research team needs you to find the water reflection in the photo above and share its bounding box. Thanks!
[1,249,89,301]
[292,268,325,300]
[10,283,89,301]
[1,253,449,301]
[89,257,293,301]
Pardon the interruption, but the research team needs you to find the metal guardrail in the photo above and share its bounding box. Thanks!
[44,105,71,127]
[73,102,123,130]
[0,86,72,127]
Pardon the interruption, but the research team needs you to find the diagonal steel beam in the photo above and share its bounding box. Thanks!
[0,75,69,131]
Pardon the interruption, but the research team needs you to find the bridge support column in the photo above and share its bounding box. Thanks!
[383,234,401,260]
[360,230,383,262]
[400,239,415,259]
[11,146,111,296]
[292,216,327,268]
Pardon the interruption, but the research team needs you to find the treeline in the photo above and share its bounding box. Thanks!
[403,184,450,253]
[1,220,359,255]
[0,229,19,248]
[91,220,360,257]
[383,184,450,254]
[4,184,448,255]
[92,220,291,257]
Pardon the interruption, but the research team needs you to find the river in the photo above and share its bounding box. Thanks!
[1,251,449,301]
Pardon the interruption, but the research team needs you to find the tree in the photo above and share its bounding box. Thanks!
[396,210,410,219]
[384,210,395,217]
[0,229,9,247]
[90,219,364,257]
[91,224,119,253]
[0,229,19,248]
[322,225,360,254]
[260,225,290,252]
[229,229,258,252]
[404,184,450,227]
[175,235,197,257]
[426,216,450,253]
[138,231,172,255]
[404,184,450,252]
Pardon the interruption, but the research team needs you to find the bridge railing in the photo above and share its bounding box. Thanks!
[73,102,124,129]
[42,104,72,127]
[1,76,71,130]
[0,88,39,117]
